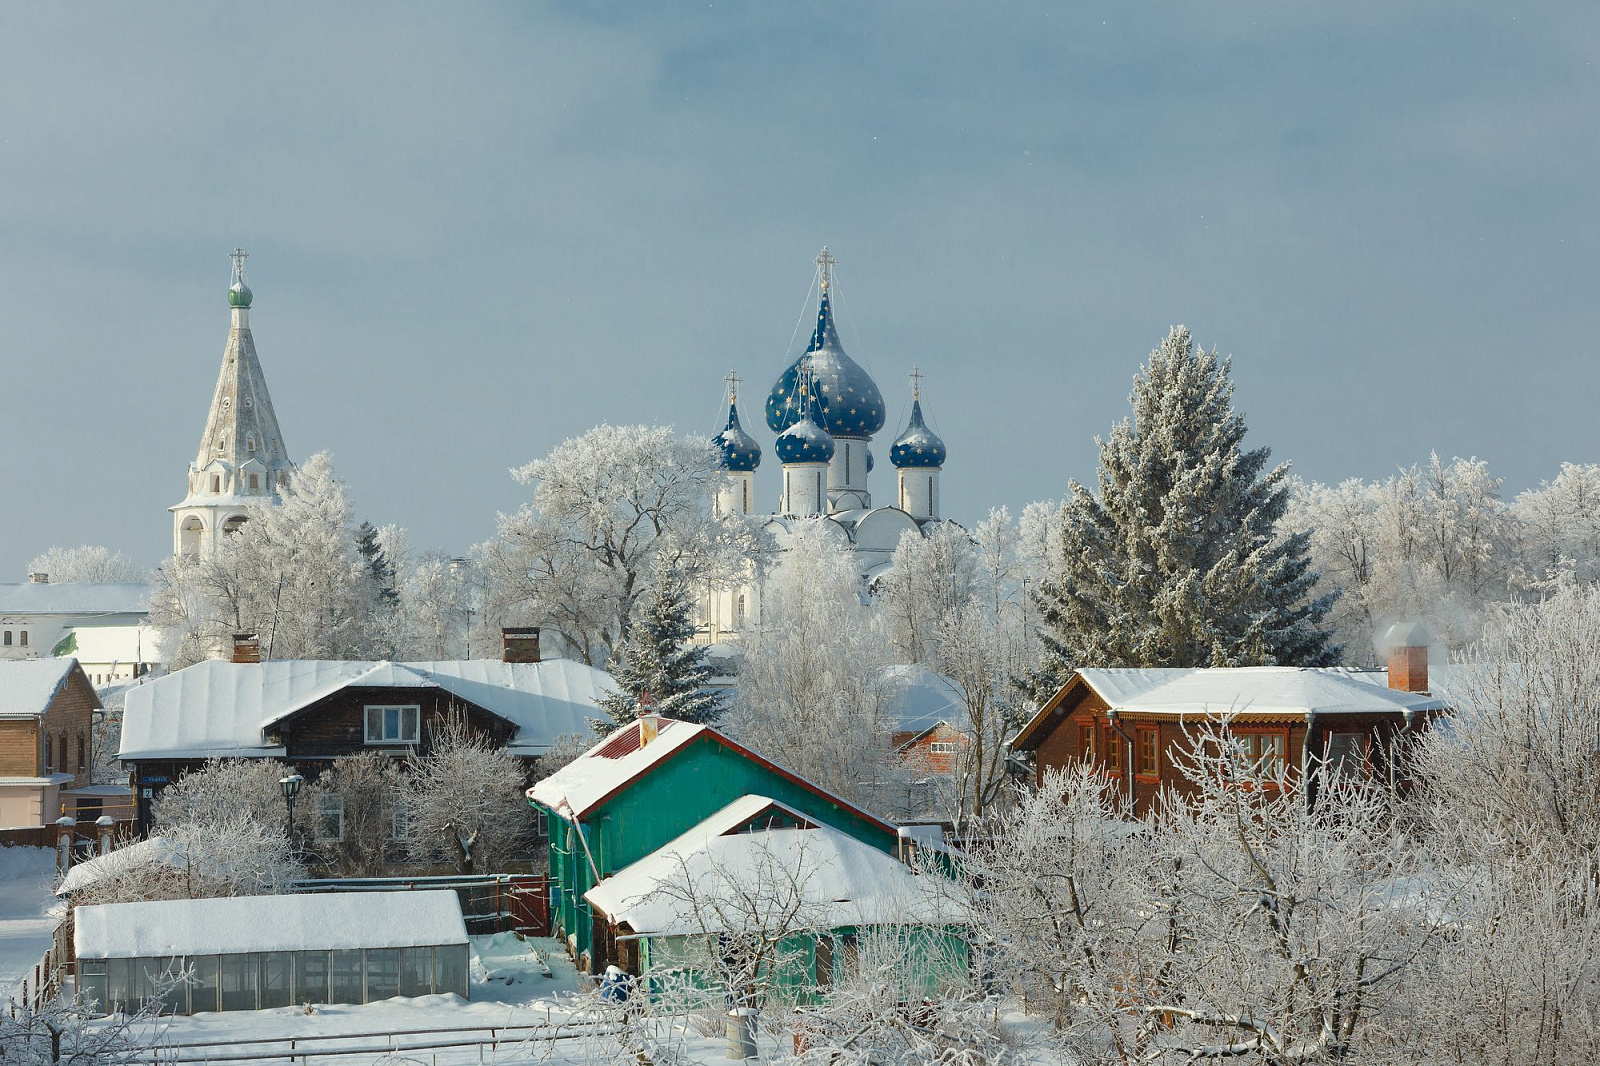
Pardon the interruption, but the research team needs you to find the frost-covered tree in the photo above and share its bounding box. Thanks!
[390,551,478,661]
[1028,327,1337,696]
[149,453,379,666]
[24,545,142,584]
[306,751,403,877]
[730,520,902,813]
[1513,461,1600,586]
[478,425,759,665]
[1288,453,1523,663]
[596,577,724,730]
[404,714,533,874]
[1,989,156,1066]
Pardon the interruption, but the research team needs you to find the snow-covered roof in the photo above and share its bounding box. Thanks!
[74,890,468,958]
[884,664,966,734]
[0,583,151,617]
[1075,667,1447,718]
[584,795,961,937]
[0,658,90,719]
[118,657,610,761]
[529,717,708,819]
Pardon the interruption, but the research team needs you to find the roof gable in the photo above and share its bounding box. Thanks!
[0,658,98,719]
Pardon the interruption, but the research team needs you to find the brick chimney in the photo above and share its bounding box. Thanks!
[1383,620,1432,693]
[502,627,541,664]
[232,633,261,664]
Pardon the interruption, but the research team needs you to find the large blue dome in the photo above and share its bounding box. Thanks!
[774,414,835,465]
[765,290,885,439]
[890,398,946,469]
[712,401,761,472]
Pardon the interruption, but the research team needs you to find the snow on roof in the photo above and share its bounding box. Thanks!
[0,582,151,617]
[0,658,90,719]
[74,890,468,958]
[529,717,707,819]
[1076,667,1448,718]
[884,664,966,734]
[584,795,961,937]
[118,657,611,761]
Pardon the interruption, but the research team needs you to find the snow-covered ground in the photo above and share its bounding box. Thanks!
[120,933,776,1065]
[0,845,60,1003]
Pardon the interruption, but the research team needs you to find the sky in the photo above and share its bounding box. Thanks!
[1,3,1596,577]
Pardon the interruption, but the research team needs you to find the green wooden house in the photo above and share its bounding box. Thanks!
[527,715,938,974]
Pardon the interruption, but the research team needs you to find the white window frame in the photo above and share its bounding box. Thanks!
[928,741,957,754]
[320,794,345,842]
[364,705,420,745]
[389,803,413,842]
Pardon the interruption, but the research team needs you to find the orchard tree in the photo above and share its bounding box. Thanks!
[596,577,724,730]
[1028,326,1337,696]
[405,714,533,874]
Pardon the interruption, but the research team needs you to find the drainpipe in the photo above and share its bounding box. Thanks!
[1303,709,1319,812]
[1106,712,1137,809]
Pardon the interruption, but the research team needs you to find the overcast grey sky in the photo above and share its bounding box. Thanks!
[1,3,1596,576]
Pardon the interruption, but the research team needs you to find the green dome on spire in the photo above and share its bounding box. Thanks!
[227,247,253,308]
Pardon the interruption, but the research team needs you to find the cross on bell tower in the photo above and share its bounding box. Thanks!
[724,369,742,405]
[230,247,249,284]
[908,365,924,401]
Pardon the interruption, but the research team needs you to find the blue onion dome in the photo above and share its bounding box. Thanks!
[890,398,947,469]
[712,401,762,472]
[774,412,835,464]
[765,289,886,438]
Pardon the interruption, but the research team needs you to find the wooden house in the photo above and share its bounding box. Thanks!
[1011,636,1448,815]
[119,630,610,834]
[528,715,921,975]
[0,658,103,827]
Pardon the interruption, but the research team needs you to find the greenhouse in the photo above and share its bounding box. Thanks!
[74,890,470,1015]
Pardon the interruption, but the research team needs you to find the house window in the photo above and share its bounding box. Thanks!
[1102,724,1122,776]
[319,795,345,841]
[45,735,54,772]
[1237,731,1288,779]
[1325,732,1370,780]
[77,735,86,772]
[1136,726,1159,779]
[928,741,957,754]
[364,705,420,745]
[389,804,413,841]
[1078,723,1094,762]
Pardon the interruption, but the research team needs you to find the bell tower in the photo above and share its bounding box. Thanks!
[169,249,294,557]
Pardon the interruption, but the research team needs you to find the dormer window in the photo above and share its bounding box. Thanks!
[249,474,260,490]
[210,474,221,493]
[365,705,420,745]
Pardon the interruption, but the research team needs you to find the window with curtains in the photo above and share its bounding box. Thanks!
[1238,731,1288,778]
[1079,723,1095,762]
[1102,725,1122,776]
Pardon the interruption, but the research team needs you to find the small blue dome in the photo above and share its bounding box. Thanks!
[890,398,946,469]
[775,414,835,465]
[712,401,761,472]
[766,290,885,439]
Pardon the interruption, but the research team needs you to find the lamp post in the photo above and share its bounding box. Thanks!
[279,773,303,846]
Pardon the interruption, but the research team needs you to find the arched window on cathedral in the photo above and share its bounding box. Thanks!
[246,434,255,452]
[2,631,10,646]
[735,594,746,626]
[211,474,221,493]
[249,474,260,491]
[18,631,26,647]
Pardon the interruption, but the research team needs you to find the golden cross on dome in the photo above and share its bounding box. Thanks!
[815,246,836,291]
[909,365,924,401]
[724,369,741,404]
[229,247,249,282]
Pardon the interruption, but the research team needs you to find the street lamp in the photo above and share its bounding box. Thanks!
[279,773,303,844]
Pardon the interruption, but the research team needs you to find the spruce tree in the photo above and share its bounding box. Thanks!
[597,578,725,730]
[356,521,397,605]
[1025,327,1338,698]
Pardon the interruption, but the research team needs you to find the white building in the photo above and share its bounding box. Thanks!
[169,249,294,557]
[0,577,156,684]
[699,248,957,644]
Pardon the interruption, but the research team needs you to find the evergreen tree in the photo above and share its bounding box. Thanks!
[1025,327,1338,698]
[356,521,397,604]
[597,577,725,730]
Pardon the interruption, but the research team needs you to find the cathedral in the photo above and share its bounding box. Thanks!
[699,248,955,644]
[169,250,293,556]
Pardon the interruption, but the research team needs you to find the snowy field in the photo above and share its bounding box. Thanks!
[114,933,788,1066]
[0,845,59,1002]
